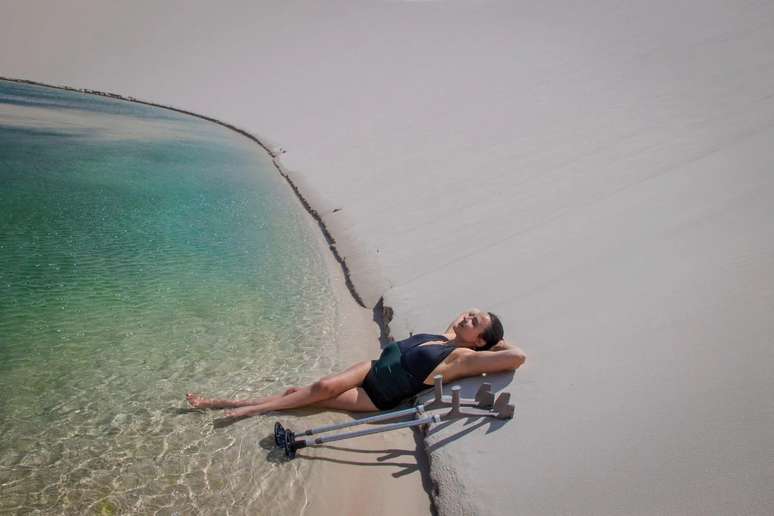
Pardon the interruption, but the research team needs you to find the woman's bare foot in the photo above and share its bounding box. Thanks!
[186,393,215,409]
[224,405,261,419]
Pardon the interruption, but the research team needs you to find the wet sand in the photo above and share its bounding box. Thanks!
[295,182,434,516]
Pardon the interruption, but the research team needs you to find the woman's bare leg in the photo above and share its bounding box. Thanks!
[186,388,299,409]
[223,361,373,418]
[312,387,379,412]
[201,386,379,415]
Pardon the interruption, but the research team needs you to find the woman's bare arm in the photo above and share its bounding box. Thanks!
[457,339,527,376]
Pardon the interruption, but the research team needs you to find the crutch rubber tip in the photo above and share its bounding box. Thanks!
[274,422,286,447]
[284,429,298,459]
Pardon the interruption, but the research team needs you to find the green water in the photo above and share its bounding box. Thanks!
[0,80,340,514]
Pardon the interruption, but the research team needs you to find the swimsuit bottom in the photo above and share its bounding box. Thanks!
[361,343,424,410]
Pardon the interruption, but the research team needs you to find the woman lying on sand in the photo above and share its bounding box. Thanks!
[186,308,526,418]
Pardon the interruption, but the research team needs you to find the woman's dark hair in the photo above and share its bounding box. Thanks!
[479,312,504,351]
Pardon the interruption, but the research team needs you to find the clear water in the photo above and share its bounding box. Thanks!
[0,80,341,514]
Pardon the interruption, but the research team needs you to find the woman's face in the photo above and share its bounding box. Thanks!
[454,309,492,346]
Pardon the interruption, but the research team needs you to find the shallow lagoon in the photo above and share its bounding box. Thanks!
[0,80,340,514]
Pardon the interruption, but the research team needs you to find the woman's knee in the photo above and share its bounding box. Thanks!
[311,360,372,398]
[311,378,338,398]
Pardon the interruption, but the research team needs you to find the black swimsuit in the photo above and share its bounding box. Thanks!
[361,334,452,410]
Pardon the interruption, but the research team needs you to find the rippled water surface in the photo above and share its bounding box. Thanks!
[0,80,341,514]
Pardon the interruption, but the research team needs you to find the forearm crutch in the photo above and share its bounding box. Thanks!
[273,407,440,459]
[423,374,495,409]
[423,375,515,419]
[273,376,514,459]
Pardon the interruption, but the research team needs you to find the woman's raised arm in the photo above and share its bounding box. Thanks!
[458,339,527,376]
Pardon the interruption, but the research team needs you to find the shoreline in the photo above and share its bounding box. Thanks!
[297,168,436,516]
[0,76,432,515]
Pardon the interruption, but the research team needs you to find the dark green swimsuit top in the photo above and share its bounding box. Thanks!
[397,333,452,384]
[362,334,452,410]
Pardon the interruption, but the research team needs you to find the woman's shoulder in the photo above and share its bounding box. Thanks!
[439,347,474,365]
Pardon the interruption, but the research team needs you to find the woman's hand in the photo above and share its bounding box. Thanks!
[489,338,515,351]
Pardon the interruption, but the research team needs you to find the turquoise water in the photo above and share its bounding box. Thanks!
[0,80,340,514]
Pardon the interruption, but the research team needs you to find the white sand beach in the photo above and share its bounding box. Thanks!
[3,1,774,514]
